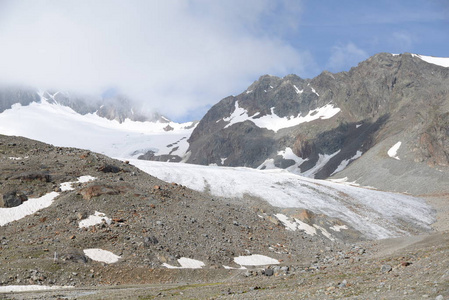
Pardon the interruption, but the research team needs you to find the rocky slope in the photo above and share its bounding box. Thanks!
[0,137,447,300]
[186,53,449,195]
[0,134,360,288]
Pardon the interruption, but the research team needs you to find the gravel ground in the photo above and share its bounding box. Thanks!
[0,135,448,299]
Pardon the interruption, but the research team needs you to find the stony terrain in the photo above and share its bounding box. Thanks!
[0,135,448,299]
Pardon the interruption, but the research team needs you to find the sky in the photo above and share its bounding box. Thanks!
[0,0,447,122]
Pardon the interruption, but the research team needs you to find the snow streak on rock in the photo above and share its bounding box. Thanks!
[223,101,340,132]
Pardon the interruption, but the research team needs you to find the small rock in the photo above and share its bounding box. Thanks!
[381,265,392,273]
[264,269,274,276]
[338,280,347,288]
[281,266,289,272]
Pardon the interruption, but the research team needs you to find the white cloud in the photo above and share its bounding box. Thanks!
[326,42,369,72]
[0,0,310,120]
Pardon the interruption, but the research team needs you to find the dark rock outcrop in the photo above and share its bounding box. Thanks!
[0,190,28,208]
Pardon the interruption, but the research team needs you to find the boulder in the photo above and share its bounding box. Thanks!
[0,191,28,208]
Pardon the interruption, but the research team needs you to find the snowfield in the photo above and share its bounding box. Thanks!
[0,99,194,159]
[130,160,434,240]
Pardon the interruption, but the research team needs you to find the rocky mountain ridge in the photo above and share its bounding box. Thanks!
[0,86,167,124]
[185,53,449,194]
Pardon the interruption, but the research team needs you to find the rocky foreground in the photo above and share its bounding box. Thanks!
[0,134,448,299]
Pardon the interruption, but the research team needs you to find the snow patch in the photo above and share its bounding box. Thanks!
[234,254,279,266]
[0,285,73,293]
[275,213,317,236]
[223,101,340,132]
[8,156,28,160]
[331,151,363,176]
[223,265,246,270]
[313,224,334,241]
[412,54,449,68]
[301,150,340,178]
[293,85,303,94]
[83,249,121,264]
[162,257,205,269]
[0,192,59,226]
[388,142,401,160]
[1,176,96,226]
[60,175,96,192]
[79,211,111,228]
[330,225,348,232]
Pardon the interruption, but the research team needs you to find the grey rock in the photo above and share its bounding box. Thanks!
[0,191,27,208]
[381,265,392,273]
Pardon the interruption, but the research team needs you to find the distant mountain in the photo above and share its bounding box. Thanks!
[185,53,449,195]
[0,88,196,160]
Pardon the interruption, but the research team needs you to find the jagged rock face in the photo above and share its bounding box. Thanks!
[0,87,168,124]
[0,86,40,113]
[46,91,166,123]
[187,53,449,177]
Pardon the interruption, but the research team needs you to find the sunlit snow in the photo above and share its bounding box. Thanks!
[222,101,340,132]
[0,285,73,292]
[83,249,121,264]
[234,254,279,266]
[330,225,348,232]
[162,257,205,269]
[293,85,303,94]
[60,175,96,192]
[0,99,194,159]
[330,151,363,176]
[79,211,112,228]
[130,160,434,240]
[0,176,96,226]
[275,213,317,236]
[388,142,401,160]
[300,151,340,178]
[0,192,59,226]
[412,54,449,68]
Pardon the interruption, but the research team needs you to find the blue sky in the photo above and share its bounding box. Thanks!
[0,0,447,121]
